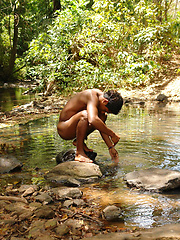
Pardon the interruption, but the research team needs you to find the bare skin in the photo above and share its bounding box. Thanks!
[57,89,120,163]
[73,139,93,152]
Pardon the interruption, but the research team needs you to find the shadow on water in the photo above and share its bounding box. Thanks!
[0,101,180,229]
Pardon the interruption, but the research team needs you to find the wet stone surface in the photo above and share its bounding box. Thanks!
[0,155,23,174]
[124,168,180,192]
[45,161,103,186]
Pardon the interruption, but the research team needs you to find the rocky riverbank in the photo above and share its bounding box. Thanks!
[0,183,106,240]
[1,151,180,239]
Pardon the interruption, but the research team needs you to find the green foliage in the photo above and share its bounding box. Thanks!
[0,0,54,81]
[1,0,180,90]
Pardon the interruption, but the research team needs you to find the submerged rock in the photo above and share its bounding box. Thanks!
[124,168,180,192]
[46,161,102,186]
[0,155,23,174]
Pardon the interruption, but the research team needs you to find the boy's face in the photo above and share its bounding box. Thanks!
[99,98,110,114]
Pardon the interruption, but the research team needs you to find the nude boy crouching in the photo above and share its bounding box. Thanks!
[57,89,123,164]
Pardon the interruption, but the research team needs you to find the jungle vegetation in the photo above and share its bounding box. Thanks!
[0,0,180,94]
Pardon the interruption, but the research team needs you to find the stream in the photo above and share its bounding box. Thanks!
[0,88,180,229]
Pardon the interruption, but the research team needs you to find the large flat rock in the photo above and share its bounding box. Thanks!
[45,161,102,186]
[124,168,180,192]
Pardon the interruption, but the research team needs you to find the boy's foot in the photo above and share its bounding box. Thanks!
[73,139,93,152]
[75,154,93,163]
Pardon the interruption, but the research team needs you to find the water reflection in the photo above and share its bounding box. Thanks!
[0,87,37,112]
[0,103,180,228]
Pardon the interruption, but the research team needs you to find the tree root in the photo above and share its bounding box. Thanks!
[0,195,28,204]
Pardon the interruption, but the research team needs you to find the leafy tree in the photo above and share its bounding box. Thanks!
[0,0,179,93]
[0,0,54,81]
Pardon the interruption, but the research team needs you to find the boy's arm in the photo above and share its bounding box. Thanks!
[87,98,120,144]
[100,132,113,149]
[100,132,119,163]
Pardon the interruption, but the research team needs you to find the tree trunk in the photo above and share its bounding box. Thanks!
[8,6,19,79]
[53,0,61,12]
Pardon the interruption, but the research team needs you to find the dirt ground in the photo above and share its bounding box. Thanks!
[122,54,180,102]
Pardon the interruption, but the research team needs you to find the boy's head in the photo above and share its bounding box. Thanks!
[104,90,123,115]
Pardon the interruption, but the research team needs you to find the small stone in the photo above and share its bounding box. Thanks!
[45,219,57,229]
[62,198,86,208]
[63,200,74,208]
[35,192,53,204]
[73,199,86,206]
[65,219,84,235]
[21,187,36,197]
[29,220,46,238]
[35,206,55,219]
[156,93,168,102]
[19,210,33,220]
[52,187,83,200]
[124,168,180,192]
[18,184,38,193]
[29,202,42,209]
[102,205,122,221]
[55,224,69,236]
[0,155,23,174]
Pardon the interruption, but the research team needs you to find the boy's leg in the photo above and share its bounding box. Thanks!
[73,124,95,152]
[57,110,87,140]
[75,113,93,163]
[57,110,93,163]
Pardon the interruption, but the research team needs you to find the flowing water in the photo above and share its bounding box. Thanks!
[0,93,180,229]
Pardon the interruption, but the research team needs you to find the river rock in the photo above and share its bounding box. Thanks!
[102,205,123,221]
[34,205,55,219]
[56,149,97,164]
[56,149,75,164]
[124,168,180,192]
[46,161,102,186]
[63,199,86,208]
[65,219,84,235]
[0,155,23,173]
[52,187,82,200]
[34,192,53,204]
[55,223,69,236]
[18,184,38,193]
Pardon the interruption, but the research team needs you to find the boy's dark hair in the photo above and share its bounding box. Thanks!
[104,90,123,115]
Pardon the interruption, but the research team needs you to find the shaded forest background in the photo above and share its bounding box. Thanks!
[0,0,180,95]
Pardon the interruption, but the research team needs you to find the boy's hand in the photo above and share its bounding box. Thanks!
[111,133,120,146]
[109,147,119,164]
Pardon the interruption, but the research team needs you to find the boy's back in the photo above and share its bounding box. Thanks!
[59,89,102,122]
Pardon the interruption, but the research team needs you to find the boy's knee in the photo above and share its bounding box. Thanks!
[80,110,88,121]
